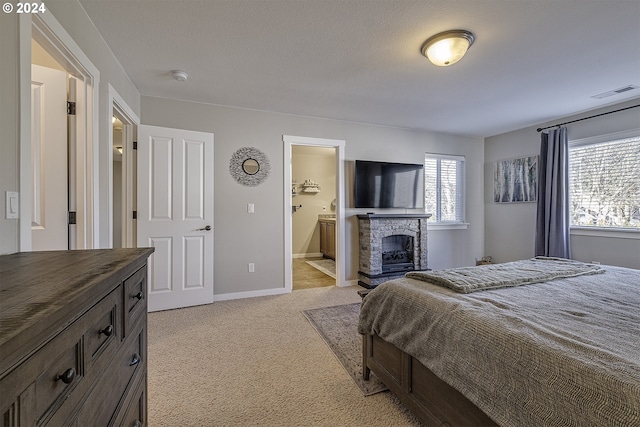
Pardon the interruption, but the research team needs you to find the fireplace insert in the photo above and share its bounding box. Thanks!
[381,235,414,273]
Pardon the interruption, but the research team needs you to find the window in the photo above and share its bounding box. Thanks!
[424,154,465,223]
[569,133,639,229]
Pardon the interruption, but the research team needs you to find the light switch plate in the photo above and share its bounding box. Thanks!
[247,203,255,213]
[6,191,19,219]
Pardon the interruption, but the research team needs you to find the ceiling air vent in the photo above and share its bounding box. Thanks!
[591,85,639,99]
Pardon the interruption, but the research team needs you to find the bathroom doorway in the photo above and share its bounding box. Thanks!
[291,145,337,290]
[283,135,346,292]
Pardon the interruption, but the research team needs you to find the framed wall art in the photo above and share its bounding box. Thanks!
[494,155,538,203]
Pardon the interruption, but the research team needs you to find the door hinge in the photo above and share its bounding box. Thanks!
[67,101,76,115]
[68,211,77,225]
[132,211,137,220]
[133,141,137,150]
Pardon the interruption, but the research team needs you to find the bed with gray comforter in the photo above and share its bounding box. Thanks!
[358,257,640,427]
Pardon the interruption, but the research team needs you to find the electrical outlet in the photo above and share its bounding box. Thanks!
[247,203,255,213]
[248,263,255,273]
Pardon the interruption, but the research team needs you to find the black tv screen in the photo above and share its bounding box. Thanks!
[354,160,424,208]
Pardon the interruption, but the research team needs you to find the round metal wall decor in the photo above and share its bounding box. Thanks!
[229,147,271,186]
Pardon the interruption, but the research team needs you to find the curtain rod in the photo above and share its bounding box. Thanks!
[536,104,640,132]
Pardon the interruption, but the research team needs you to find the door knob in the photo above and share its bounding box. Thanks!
[197,225,212,231]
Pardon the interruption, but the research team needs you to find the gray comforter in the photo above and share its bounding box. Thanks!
[358,263,640,427]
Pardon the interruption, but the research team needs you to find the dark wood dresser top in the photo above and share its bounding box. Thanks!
[0,248,154,371]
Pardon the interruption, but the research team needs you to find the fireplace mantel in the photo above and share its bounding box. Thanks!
[357,214,432,220]
[357,214,431,288]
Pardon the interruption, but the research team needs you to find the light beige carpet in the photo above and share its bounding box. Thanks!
[147,285,422,426]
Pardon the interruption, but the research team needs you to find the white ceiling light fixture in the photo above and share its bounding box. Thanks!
[171,70,189,81]
[421,30,475,67]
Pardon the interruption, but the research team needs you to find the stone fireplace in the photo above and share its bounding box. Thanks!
[357,214,431,288]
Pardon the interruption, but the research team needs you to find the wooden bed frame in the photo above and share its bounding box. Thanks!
[362,333,498,426]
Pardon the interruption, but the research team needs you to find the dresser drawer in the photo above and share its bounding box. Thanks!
[123,267,147,339]
[34,338,83,421]
[0,340,82,427]
[1,286,121,426]
[1,324,83,425]
[84,293,120,367]
[116,374,146,427]
[43,287,122,426]
[73,323,146,426]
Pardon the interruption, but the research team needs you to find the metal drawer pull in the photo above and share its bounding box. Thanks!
[99,324,114,337]
[56,368,76,384]
[133,291,144,301]
[129,354,141,366]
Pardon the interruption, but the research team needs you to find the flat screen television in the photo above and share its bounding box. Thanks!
[354,160,424,208]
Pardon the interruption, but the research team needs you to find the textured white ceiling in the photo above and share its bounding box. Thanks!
[79,0,640,137]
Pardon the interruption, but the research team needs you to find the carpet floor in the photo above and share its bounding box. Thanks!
[147,285,422,426]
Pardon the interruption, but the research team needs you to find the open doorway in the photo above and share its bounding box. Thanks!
[283,135,346,292]
[21,14,100,251]
[109,88,138,249]
[291,145,336,290]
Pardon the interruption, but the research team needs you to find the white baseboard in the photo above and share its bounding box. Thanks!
[292,252,323,259]
[339,279,359,288]
[213,287,290,302]
[213,279,358,300]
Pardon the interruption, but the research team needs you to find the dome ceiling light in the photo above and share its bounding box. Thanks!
[421,30,475,66]
[171,70,189,81]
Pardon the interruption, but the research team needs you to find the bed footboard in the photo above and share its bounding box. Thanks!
[363,334,497,426]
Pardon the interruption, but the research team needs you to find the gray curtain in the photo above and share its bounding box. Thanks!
[535,127,571,258]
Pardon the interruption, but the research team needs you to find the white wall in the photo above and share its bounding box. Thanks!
[484,98,640,269]
[292,145,336,257]
[141,96,485,296]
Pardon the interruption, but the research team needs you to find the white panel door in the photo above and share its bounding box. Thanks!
[31,65,68,251]
[137,125,214,311]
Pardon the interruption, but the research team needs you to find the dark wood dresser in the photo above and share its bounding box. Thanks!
[0,248,154,427]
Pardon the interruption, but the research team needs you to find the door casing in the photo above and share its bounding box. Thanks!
[109,84,140,249]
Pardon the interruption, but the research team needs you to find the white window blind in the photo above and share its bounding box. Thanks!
[569,136,640,228]
[424,154,465,222]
